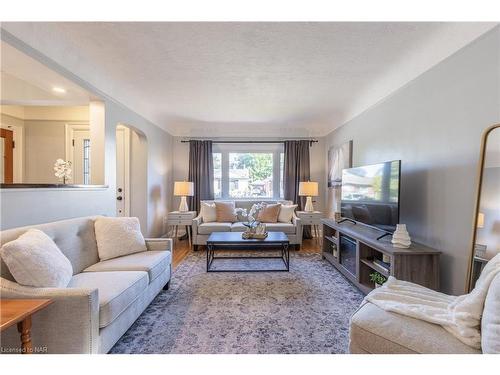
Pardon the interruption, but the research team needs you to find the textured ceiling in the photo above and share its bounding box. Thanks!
[2,22,496,136]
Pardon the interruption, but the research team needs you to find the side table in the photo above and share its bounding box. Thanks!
[167,211,196,248]
[0,299,53,354]
[296,211,323,243]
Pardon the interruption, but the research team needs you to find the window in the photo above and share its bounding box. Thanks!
[213,144,284,200]
[83,138,91,185]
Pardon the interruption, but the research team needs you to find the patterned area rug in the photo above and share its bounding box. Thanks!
[110,251,364,354]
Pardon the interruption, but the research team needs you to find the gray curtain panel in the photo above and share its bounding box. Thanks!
[284,140,312,239]
[188,140,214,214]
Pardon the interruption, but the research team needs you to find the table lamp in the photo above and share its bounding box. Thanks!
[174,181,194,212]
[299,181,318,212]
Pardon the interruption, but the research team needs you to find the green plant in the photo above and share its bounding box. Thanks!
[369,272,387,285]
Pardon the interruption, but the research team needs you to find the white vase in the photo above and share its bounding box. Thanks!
[391,224,411,248]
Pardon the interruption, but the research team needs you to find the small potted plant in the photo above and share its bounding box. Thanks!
[369,272,387,288]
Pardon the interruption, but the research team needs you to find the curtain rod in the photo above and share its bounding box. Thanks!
[180,139,318,144]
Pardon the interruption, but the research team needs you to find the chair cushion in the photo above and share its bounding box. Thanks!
[0,229,73,288]
[265,223,296,234]
[69,271,148,328]
[198,222,232,234]
[84,251,171,284]
[94,217,147,261]
[349,302,480,354]
[482,273,500,353]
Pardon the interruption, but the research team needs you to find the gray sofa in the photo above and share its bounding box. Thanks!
[349,272,500,354]
[0,216,172,354]
[192,200,303,249]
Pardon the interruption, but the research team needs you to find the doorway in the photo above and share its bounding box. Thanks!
[116,124,131,216]
[65,123,91,184]
[115,124,148,230]
[0,128,14,183]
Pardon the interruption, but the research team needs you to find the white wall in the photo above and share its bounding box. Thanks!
[323,27,500,294]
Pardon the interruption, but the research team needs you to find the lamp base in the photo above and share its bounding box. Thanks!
[178,196,189,212]
[304,196,314,212]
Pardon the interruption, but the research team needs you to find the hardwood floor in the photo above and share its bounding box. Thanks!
[171,236,321,269]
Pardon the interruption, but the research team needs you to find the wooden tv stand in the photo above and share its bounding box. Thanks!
[322,219,441,294]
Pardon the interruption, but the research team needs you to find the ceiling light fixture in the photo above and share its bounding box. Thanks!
[52,87,66,93]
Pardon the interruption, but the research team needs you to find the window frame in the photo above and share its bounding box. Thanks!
[213,143,284,200]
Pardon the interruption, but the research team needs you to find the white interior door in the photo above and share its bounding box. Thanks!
[72,129,91,184]
[116,125,131,216]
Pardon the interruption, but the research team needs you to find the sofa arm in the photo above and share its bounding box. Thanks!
[192,215,203,235]
[0,278,99,353]
[292,214,303,239]
[145,238,172,252]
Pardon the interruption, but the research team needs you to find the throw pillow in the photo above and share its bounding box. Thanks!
[257,203,281,223]
[94,217,147,261]
[0,229,73,288]
[200,202,217,223]
[278,204,298,223]
[215,201,237,222]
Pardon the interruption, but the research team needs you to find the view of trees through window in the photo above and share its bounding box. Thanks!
[213,150,283,199]
[229,153,273,198]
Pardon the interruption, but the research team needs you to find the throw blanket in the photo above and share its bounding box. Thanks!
[365,253,500,349]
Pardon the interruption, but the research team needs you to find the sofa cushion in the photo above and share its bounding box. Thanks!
[257,203,281,223]
[349,302,480,354]
[94,217,147,261]
[198,222,232,234]
[482,272,500,353]
[84,251,171,284]
[278,204,298,223]
[0,229,73,288]
[265,223,296,234]
[200,202,217,223]
[215,201,237,223]
[230,222,247,232]
[69,271,148,328]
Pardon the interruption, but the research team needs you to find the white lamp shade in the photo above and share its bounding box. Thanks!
[477,212,485,228]
[299,181,318,197]
[174,181,194,196]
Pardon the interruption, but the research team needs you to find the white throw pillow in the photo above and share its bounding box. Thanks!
[278,204,298,223]
[0,229,73,288]
[94,217,147,261]
[200,202,217,223]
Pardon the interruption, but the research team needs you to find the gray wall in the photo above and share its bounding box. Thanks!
[324,27,500,294]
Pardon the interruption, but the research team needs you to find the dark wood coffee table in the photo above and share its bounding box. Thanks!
[206,231,290,272]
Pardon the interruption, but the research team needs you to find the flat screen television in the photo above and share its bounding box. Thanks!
[341,160,401,233]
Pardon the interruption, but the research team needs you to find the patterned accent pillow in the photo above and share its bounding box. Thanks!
[215,201,237,223]
[94,217,147,261]
[200,202,217,223]
[0,229,73,287]
[278,204,298,223]
[257,203,281,223]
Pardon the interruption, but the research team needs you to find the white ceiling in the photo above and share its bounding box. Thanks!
[0,41,93,106]
[2,22,497,136]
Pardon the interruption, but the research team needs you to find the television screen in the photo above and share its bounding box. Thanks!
[341,160,401,233]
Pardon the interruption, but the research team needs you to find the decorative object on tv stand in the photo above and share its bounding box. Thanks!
[174,181,194,212]
[391,224,411,248]
[54,159,72,184]
[299,181,319,212]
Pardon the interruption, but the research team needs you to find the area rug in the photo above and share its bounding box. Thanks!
[110,251,364,354]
